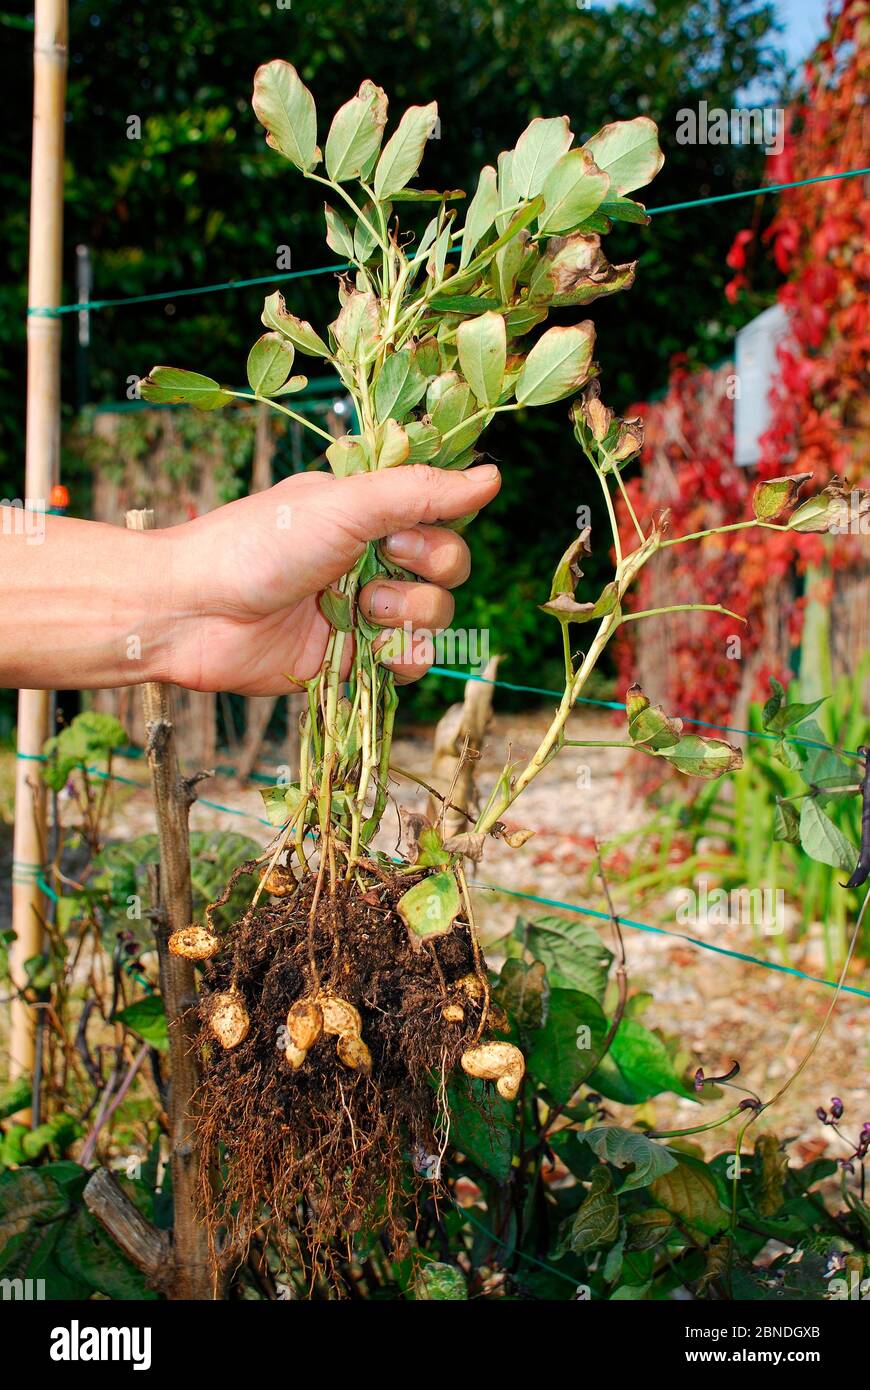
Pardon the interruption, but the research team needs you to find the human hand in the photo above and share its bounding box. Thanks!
[164,463,501,696]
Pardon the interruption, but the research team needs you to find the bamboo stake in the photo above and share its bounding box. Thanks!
[122,508,215,1299]
[9,0,69,1094]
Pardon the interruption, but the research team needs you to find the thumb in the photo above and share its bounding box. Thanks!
[318,463,501,546]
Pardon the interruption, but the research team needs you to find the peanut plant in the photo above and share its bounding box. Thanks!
[137,62,868,1269]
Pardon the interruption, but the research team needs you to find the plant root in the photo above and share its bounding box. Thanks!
[195,867,489,1284]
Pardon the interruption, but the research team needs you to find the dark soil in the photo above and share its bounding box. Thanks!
[195,865,486,1284]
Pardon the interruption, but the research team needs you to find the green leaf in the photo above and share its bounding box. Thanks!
[527,987,607,1103]
[259,784,299,828]
[318,587,355,631]
[608,1019,695,1101]
[354,197,391,262]
[512,116,574,199]
[456,311,506,407]
[0,1167,72,1271]
[324,203,355,259]
[495,957,550,1030]
[651,1158,729,1237]
[760,678,825,734]
[139,366,233,412]
[373,349,427,422]
[460,165,498,269]
[54,1203,157,1301]
[113,996,168,1051]
[429,377,485,463]
[246,332,295,396]
[0,1077,31,1121]
[42,711,129,791]
[447,1075,515,1180]
[519,913,612,1002]
[538,149,611,235]
[261,291,331,357]
[252,60,319,172]
[577,1127,678,1192]
[397,871,462,947]
[374,102,438,199]
[563,1165,619,1253]
[598,195,650,225]
[799,799,858,873]
[405,421,442,461]
[773,798,800,844]
[427,293,502,315]
[414,1261,467,1300]
[515,323,595,407]
[583,116,664,195]
[442,196,544,291]
[626,1207,674,1251]
[325,79,388,182]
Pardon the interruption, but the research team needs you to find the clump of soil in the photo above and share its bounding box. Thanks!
[195,867,486,1281]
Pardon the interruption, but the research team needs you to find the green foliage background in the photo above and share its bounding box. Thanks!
[1,0,786,711]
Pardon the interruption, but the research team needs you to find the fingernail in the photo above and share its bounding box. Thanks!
[467,463,500,482]
[368,584,401,620]
[384,529,425,561]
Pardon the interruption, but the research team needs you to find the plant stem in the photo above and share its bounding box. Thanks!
[620,602,747,625]
[229,391,335,443]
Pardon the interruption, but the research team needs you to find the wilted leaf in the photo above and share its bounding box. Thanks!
[252,60,319,172]
[325,434,369,477]
[376,418,410,468]
[752,472,813,522]
[657,734,743,780]
[788,480,870,533]
[515,322,595,406]
[397,871,462,948]
[325,79,388,182]
[261,291,331,357]
[625,1208,674,1251]
[583,116,664,195]
[333,291,380,358]
[651,1158,729,1237]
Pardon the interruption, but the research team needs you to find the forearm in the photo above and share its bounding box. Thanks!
[0,515,187,690]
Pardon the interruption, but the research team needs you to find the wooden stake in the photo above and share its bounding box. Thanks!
[10,0,69,1092]
[119,508,215,1299]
